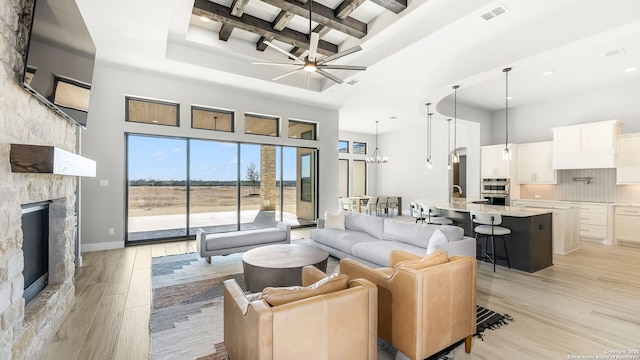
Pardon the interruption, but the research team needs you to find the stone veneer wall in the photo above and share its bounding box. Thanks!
[260,145,276,211]
[1,0,78,359]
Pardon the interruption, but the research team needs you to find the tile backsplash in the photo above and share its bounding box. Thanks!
[519,169,640,204]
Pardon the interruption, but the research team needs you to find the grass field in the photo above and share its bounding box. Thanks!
[128,185,297,217]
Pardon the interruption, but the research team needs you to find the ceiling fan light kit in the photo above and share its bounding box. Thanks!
[252,0,366,85]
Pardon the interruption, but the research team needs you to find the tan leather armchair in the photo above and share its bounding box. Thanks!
[223,266,378,360]
[340,250,477,360]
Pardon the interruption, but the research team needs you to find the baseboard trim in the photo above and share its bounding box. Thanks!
[81,241,124,252]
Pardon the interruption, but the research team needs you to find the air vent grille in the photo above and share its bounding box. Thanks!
[347,80,358,85]
[603,48,625,57]
[481,5,509,21]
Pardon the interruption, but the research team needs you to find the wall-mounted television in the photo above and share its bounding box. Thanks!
[22,0,96,128]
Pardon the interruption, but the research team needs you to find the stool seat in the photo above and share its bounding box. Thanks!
[473,225,511,236]
[429,217,454,225]
[470,211,512,272]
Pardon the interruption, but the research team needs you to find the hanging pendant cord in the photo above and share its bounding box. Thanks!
[453,86,458,153]
[504,68,511,150]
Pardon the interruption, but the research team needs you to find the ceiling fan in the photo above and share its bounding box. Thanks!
[252,1,366,85]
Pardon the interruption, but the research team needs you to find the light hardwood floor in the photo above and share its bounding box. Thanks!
[41,230,640,360]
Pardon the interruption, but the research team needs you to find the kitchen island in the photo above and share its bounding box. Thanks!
[416,200,553,272]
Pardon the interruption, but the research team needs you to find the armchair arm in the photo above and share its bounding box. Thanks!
[389,250,422,267]
[195,228,206,256]
[316,218,325,229]
[439,237,476,258]
[276,221,291,243]
[340,258,393,285]
[302,265,328,286]
[224,279,273,360]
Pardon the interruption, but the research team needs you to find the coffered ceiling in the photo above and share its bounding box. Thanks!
[76,0,640,134]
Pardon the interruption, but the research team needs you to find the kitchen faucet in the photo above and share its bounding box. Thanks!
[451,185,463,196]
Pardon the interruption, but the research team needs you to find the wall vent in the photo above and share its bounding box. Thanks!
[347,80,359,85]
[481,5,509,21]
[603,48,625,57]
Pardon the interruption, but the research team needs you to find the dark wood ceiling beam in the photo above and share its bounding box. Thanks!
[230,0,250,16]
[368,0,406,14]
[219,24,234,41]
[217,0,251,41]
[334,0,366,19]
[272,10,296,31]
[194,0,338,55]
[258,0,367,38]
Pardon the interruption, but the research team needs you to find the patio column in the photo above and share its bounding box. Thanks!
[260,145,276,211]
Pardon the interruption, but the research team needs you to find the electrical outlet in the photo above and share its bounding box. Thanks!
[108,228,115,235]
[100,179,109,187]
[534,195,541,199]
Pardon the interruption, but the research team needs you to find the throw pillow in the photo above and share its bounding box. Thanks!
[426,229,449,255]
[324,211,345,230]
[261,273,349,307]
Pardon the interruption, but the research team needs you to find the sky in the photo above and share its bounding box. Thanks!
[127,135,298,181]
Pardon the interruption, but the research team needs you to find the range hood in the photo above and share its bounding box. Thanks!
[551,120,620,170]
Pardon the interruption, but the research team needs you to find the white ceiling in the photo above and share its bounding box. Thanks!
[75,0,640,134]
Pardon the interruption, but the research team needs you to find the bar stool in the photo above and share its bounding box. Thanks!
[470,211,511,272]
[421,204,453,225]
[409,201,425,223]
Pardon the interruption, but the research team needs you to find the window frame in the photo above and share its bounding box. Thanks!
[125,96,180,127]
[338,140,349,153]
[191,105,235,132]
[287,119,318,140]
[353,142,367,155]
[244,113,280,137]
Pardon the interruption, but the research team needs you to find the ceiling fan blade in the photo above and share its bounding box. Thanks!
[308,32,319,62]
[251,62,301,66]
[319,64,367,71]
[316,69,344,84]
[317,46,362,65]
[272,67,303,81]
[264,41,304,64]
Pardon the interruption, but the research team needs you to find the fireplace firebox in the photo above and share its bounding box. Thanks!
[21,202,49,305]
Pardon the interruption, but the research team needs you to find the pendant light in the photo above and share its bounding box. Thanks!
[451,85,460,164]
[366,120,388,164]
[425,103,433,169]
[502,67,512,160]
[446,118,452,170]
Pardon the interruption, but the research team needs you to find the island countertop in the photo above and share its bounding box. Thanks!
[414,199,553,217]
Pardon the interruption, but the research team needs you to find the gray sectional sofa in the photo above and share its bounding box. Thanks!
[310,212,476,268]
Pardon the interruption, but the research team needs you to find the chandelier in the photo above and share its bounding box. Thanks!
[366,120,388,164]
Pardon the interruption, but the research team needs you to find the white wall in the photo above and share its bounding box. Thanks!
[489,82,640,144]
[436,97,494,145]
[375,117,481,214]
[81,63,339,250]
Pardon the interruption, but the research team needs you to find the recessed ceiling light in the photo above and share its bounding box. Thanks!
[200,16,210,22]
[389,116,397,120]
[625,67,638,72]
[542,70,555,76]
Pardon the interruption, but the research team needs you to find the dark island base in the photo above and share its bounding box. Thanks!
[439,210,553,273]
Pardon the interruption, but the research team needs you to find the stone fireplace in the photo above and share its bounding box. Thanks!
[1,0,80,359]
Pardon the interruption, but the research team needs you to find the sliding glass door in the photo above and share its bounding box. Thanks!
[126,134,317,243]
[127,135,187,241]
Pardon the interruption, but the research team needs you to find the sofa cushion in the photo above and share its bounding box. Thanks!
[261,273,349,307]
[382,219,463,248]
[205,228,285,251]
[426,229,448,255]
[351,241,426,267]
[345,212,385,240]
[324,211,345,230]
[310,229,376,254]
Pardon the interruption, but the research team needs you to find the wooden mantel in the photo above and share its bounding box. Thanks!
[10,144,96,177]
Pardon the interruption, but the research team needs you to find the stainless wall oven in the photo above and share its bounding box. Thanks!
[481,178,510,206]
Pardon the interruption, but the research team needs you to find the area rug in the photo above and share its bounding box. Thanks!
[149,252,512,360]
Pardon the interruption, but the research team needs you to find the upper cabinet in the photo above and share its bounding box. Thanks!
[515,141,556,184]
[481,144,516,178]
[552,120,621,169]
[617,134,640,184]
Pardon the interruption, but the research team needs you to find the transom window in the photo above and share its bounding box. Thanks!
[192,106,234,132]
[245,113,279,137]
[288,119,317,140]
[126,96,179,127]
[353,142,367,155]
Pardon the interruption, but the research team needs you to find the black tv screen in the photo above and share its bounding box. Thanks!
[22,0,96,128]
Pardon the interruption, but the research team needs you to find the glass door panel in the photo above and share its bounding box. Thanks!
[240,143,266,230]
[189,140,239,234]
[126,135,187,242]
[353,160,367,196]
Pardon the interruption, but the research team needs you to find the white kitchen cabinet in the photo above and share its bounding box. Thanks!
[511,199,579,254]
[562,202,614,245]
[616,134,640,184]
[481,144,516,178]
[552,120,621,170]
[515,141,556,184]
[615,206,640,244]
